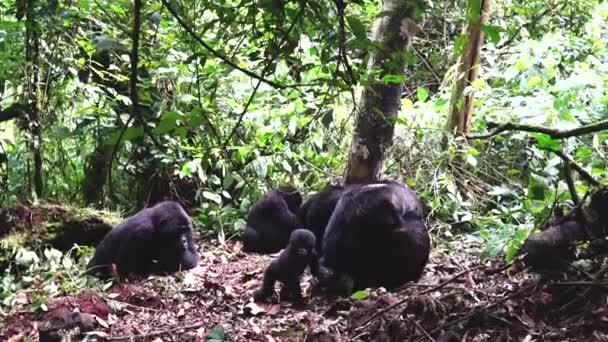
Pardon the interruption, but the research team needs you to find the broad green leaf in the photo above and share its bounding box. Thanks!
[202,191,222,205]
[416,87,429,102]
[527,76,542,86]
[480,25,501,44]
[346,16,368,41]
[532,133,561,152]
[351,290,369,300]
[381,74,406,84]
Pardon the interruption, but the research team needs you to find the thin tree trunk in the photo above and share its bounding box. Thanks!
[344,0,421,184]
[25,0,43,197]
[446,0,492,134]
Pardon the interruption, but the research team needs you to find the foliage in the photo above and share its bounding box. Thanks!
[0,0,606,275]
[0,246,104,312]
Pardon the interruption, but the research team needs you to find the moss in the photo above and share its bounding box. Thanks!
[11,203,122,252]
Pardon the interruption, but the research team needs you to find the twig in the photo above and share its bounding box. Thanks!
[553,281,608,286]
[562,156,580,206]
[411,45,441,85]
[409,316,434,341]
[467,120,608,141]
[553,150,599,186]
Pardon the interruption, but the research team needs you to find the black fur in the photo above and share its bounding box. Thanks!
[87,201,199,279]
[253,229,319,303]
[243,186,302,254]
[298,185,346,251]
[319,181,430,291]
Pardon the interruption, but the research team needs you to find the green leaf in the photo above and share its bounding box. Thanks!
[282,160,292,173]
[468,0,482,22]
[321,110,334,127]
[416,87,429,102]
[351,290,369,300]
[105,126,144,145]
[532,133,561,152]
[207,326,225,342]
[576,146,593,158]
[480,25,501,45]
[527,76,542,86]
[288,118,297,136]
[381,74,406,84]
[346,15,368,41]
[202,191,222,205]
[454,34,468,56]
[466,154,478,167]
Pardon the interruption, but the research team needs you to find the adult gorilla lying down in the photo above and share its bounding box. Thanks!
[87,201,199,279]
[318,181,430,291]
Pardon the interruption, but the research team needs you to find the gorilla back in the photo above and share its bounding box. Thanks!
[320,182,430,290]
[87,201,200,279]
[297,185,346,251]
[243,186,302,254]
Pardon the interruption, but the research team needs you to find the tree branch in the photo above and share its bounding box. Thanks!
[553,150,599,187]
[221,7,305,149]
[160,0,285,89]
[467,120,608,140]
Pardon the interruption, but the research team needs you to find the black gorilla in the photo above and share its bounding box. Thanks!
[298,185,347,251]
[254,229,319,303]
[87,201,199,279]
[243,186,302,254]
[318,181,430,291]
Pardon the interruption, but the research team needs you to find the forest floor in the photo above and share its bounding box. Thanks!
[1,235,608,341]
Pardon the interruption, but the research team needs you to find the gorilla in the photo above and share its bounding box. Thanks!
[298,185,347,252]
[243,186,302,254]
[87,201,199,279]
[318,181,430,291]
[254,229,319,303]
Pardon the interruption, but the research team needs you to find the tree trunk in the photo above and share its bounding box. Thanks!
[446,0,492,134]
[344,0,421,184]
[82,144,114,207]
[25,0,44,197]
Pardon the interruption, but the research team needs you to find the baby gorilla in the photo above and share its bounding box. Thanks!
[253,229,319,303]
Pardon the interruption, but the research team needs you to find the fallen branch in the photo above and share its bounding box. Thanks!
[467,120,608,140]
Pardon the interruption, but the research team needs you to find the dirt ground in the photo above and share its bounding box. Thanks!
[1,237,608,341]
